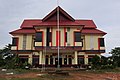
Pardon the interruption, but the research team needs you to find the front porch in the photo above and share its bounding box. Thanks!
[17,49,99,68]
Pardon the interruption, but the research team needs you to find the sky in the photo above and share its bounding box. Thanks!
[0,0,120,52]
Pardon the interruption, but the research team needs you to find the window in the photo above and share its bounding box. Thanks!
[48,32,51,42]
[99,38,105,47]
[50,55,53,65]
[19,56,28,64]
[65,32,67,42]
[88,55,95,63]
[35,32,42,42]
[45,55,49,65]
[23,34,27,50]
[68,55,72,65]
[12,37,18,46]
[74,32,81,42]
[78,55,84,64]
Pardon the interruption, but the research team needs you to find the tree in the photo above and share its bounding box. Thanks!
[0,44,20,68]
[111,47,120,67]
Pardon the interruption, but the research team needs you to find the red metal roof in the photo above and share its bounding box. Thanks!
[75,20,97,28]
[9,29,35,34]
[20,19,42,29]
[20,19,96,28]
[10,6,106,35]
[81,28,107,35]
[34,21,84,27]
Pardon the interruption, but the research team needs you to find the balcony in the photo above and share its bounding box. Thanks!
[11,46,17,50]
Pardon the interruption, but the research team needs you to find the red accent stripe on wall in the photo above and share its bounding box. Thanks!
[73,31,75,46]
[56,31,60,46]
[98,38,100,50]
[64,28,66,46]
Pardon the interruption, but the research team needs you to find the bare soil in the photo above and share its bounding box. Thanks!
[0,71,120,80]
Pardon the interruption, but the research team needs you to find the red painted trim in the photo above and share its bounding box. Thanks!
[64,28,66,46]
[74,31,81,46]
[56,31,60,46]
[73,31,75,46]
[98,38,100,50]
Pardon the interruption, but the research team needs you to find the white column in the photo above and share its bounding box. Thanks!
[74,51,78,64]
[39,51,42,64]
[28,54,32,65]
[84,54,88,64]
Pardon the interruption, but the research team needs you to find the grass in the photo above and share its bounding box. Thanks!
[0,74,70,80]
[0,68,41,75]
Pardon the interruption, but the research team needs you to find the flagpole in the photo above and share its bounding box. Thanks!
[57,0,60,69]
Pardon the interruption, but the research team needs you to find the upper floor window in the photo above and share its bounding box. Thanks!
[48,32,52,42]
[35,32,42,42]
[99,38,105,47]
[12,37,18,46]
[23,34,27,50]
[74,32,81,42]
[65,32,67,42]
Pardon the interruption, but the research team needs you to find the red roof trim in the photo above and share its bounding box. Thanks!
[9,29,35,34]
[42,6,75,21]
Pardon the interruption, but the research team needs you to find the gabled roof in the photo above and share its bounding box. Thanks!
[42,6,75,21]
[10,6,106,35]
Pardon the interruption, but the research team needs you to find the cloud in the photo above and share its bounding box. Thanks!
[0,0,120,53]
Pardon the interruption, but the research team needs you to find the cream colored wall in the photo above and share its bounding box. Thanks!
[26,35,32,50]
[52,28,65,46]
[13,34,34,50]
[13,35,23,50]
[60,28,64,46]
[84,34,103,50]
[52,28,56,46]
[69,28,74,46]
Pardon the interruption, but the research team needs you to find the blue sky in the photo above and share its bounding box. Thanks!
[0,0,120,52]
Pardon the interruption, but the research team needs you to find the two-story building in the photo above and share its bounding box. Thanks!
[10,6,106,68]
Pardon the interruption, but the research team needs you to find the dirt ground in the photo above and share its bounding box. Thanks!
[0,71,120,80]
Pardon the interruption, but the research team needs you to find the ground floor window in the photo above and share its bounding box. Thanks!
[68,55,72,65]
[64,58,67,65]
[78,55,84,64]
[64,55,67,65]
[45,55,49,65]
[19,55,28,64]
[88,55,95,64]
[50,55,53,65]
[32,55,39,67]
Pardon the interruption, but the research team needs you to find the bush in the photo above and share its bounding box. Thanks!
[101,65,115,69]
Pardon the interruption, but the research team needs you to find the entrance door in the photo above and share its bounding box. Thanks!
[55,58,62,67]
[78,55,84,65]
[32,55,39,67]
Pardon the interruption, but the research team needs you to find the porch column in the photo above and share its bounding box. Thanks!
[39,51,42,64]
[74,51,78,64]
[28,54,32,65]
[84,54,88,64]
